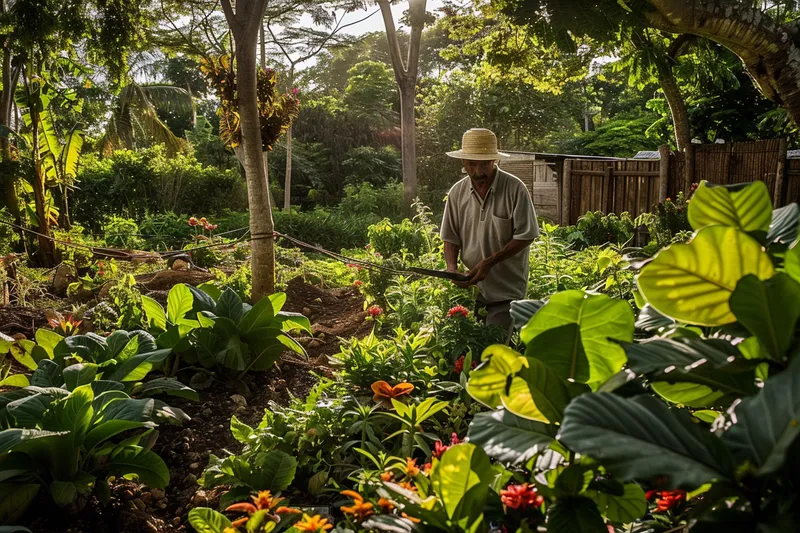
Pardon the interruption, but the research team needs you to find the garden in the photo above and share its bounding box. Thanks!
[3,1,800,533]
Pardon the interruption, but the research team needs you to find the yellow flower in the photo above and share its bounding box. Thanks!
[294,513,333,532]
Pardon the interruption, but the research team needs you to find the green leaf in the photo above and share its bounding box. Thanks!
[547,496,607,533]
[721,355,800,475]
[688,181,772,232]
[254,450,297,492]
[467,410,557,465]
[556,465,593,495]
[52,385,95,449]
[106,349,171,382]
[106,445,170,488]
[35,329,63,359]
[268,293,287,314]
[188,507,232,533]
[0,428,68,453]
[0,483,39,523]
[275,312,312,334]
[196,283,222,303]
[585,483,646,524]
[239,297,276,334]
[560,393,734,488]
[134,377,198,401]
[63,363,98,391]
[510,299,546,330]
[0,374,29,388]
[729,273,800,359]
[10,341,37,371]
[216,288,245,324]
[431,443,493,521]
[637,225,775,326]
[501,357,570,423]
[466,345,526,408]
[7,393,54,427]
[634,304,675,331]
[767,203,800,244]
[142,295,167,331]
[521,291,634,387]
[30,359,63,387]
[623,337,758,407]
[230,415,254,443]
[167,284,194,324]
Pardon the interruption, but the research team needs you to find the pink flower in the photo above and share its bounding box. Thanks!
[292,87,299,95]
[367,305,383,318]
[204,223,218,231]
[188,217,199,227]
[447,305,469,318]
[500,484,543,510]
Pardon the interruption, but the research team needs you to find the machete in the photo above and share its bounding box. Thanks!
[407,267,472,282]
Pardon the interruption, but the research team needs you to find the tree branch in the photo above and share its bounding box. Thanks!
[220,0,239,37]
[405,0,427,82]
[377,0,407,80]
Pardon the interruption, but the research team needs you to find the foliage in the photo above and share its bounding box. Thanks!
[635,191,692,254]
[553,210,634,249]
[342,146,402,188]
[102,217,146,250]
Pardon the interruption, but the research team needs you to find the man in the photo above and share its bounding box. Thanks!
[440,128,539,330]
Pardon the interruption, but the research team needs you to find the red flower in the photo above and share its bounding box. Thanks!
[188,217,199,227]
[450,432,461,445]
[367,305,383,318]
[447,305,469,318]
[654,490,686,512]
[354,280,363,287]
[433,440,450,459]
[500,484,543,510]
[204,223,218,231]
[645,490,657,501]
[454,355,476,374]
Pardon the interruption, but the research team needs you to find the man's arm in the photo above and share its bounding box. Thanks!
[444,241,471,288]
[466,238,534,286]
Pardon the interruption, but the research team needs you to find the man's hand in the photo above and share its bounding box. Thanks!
[447,266,472,289]
[466,258,493,287]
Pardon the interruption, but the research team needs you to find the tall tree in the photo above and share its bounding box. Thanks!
[496,0,800,127]
[377,0,427,210]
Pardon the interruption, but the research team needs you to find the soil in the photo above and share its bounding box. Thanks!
[6,274,371,533]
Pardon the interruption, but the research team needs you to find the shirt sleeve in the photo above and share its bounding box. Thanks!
[512,182,540,241]
[440,188,462,246]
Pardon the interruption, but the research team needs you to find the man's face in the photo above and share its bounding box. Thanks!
[463,159,496,182]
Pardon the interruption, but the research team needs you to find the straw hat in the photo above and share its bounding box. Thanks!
[446,128,509,160]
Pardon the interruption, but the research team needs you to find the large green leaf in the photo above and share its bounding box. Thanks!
[0,428,67,453]
[547,496,607,533]
[431,443,493,521]
[30,359,63,387]
[0,374,29,388]
[510,299,546,330]
[239,296,276,334]
[167,284,194,324]
[133,377,198,401]
[253,450,297,492]
[7,393,54,427]
[467,410,557,465]
[141,295,167,331]
[106,445,169,488]
[63,363,98,391]
[585,483,647,524]
[106,349,171,382]
[50,384,94,448]
[274,312,312,334]
[60,125,84,179]
[560,393,734,488]
[216,288,245,324]
[188,508,232,533]
[637,225,775,326]
[767,203,800,244]
[521,291,634,387]
[501,357,570,423]
[721,356,800,475]
[34,329,63,360]
[0,482,39,524]
[623,337,758,407]
[466,345,526,408]
[687,181,772,232]
[10,341,37,371]
[730,273,800,360]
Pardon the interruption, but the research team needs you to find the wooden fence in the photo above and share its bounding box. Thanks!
[498,156,559,222]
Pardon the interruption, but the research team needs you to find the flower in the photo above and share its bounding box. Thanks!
[380,471,394,482]
[447,305,469,318]
[405,458,420,477]
[653,490,686,512]
[199,217,208,225]
[367,305,383,318]
[371,381,414,404]
[454,355,476,374]
[292,87,299,95]
[225,490,288,528]
[500,483,543,510]
[188,217,199,227]
[354,280,363,287]
[433,440,450,458]
[423,462,432,474]
[450,433,461,445]
[378,497,394,513]
[340,490,374,521]
[294,513,333,532]
[401,512,421,523]
[204,223,218,231]
[398,480,417,492]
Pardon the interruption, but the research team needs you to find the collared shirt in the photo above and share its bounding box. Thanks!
[440,166,539,302]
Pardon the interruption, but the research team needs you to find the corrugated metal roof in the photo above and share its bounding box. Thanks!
[633,150,660,159]
[788,149,800,159]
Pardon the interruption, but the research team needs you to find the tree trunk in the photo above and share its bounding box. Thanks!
[30,109,57,267]
[1,45,23,239]
[237,39,275,300]
[656,60,690,153]
[283,124,292,212]
[399,82,418,207]
[644,0,800,127]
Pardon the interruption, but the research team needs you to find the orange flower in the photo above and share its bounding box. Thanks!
[295,513,333,532]
[253,490,283,510]
[276,506,302,515]
[405,458,420,477]
[340,490,374,521]
[371,381,414,404]
[231,517,249,528]
[378,498,394,513]
[398,481,417,493]
[380,471,394,482]
[225,490,285,528]
[401,512,421,523]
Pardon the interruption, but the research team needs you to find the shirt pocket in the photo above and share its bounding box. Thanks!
[487,214,513,248]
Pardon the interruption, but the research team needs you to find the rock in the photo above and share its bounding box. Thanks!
[201,408,213,417]
[141,492,153,505]
[308,339,325,349]
[172,517,181,527]
[157,501,167,510]
[190,372,215,390]
[97,281,115,300]
[232,380,251,397]
[230,394,247,408]
[183,473,197,484]
[192,490,208,507]
[53,263,74,296]
[11,333,27,341]
[171,259,190,271]
[151,488,166,501]
[317,332,326,340]
[302,307,311,315]
[132,498,146,511]
[273,379,287,393]
[189,462,201,470]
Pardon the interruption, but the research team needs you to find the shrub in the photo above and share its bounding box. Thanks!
[102,216,145,249]
[553,210,634,249]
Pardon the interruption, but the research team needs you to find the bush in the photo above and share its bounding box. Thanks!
[553,210,634,249]
[339,182,404,220]
[342,145,402,187]
[274,207,378,251]
[73,146,248,230]
[102,216,145,249]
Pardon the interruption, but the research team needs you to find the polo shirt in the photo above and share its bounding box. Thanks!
[440,166,539,302]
